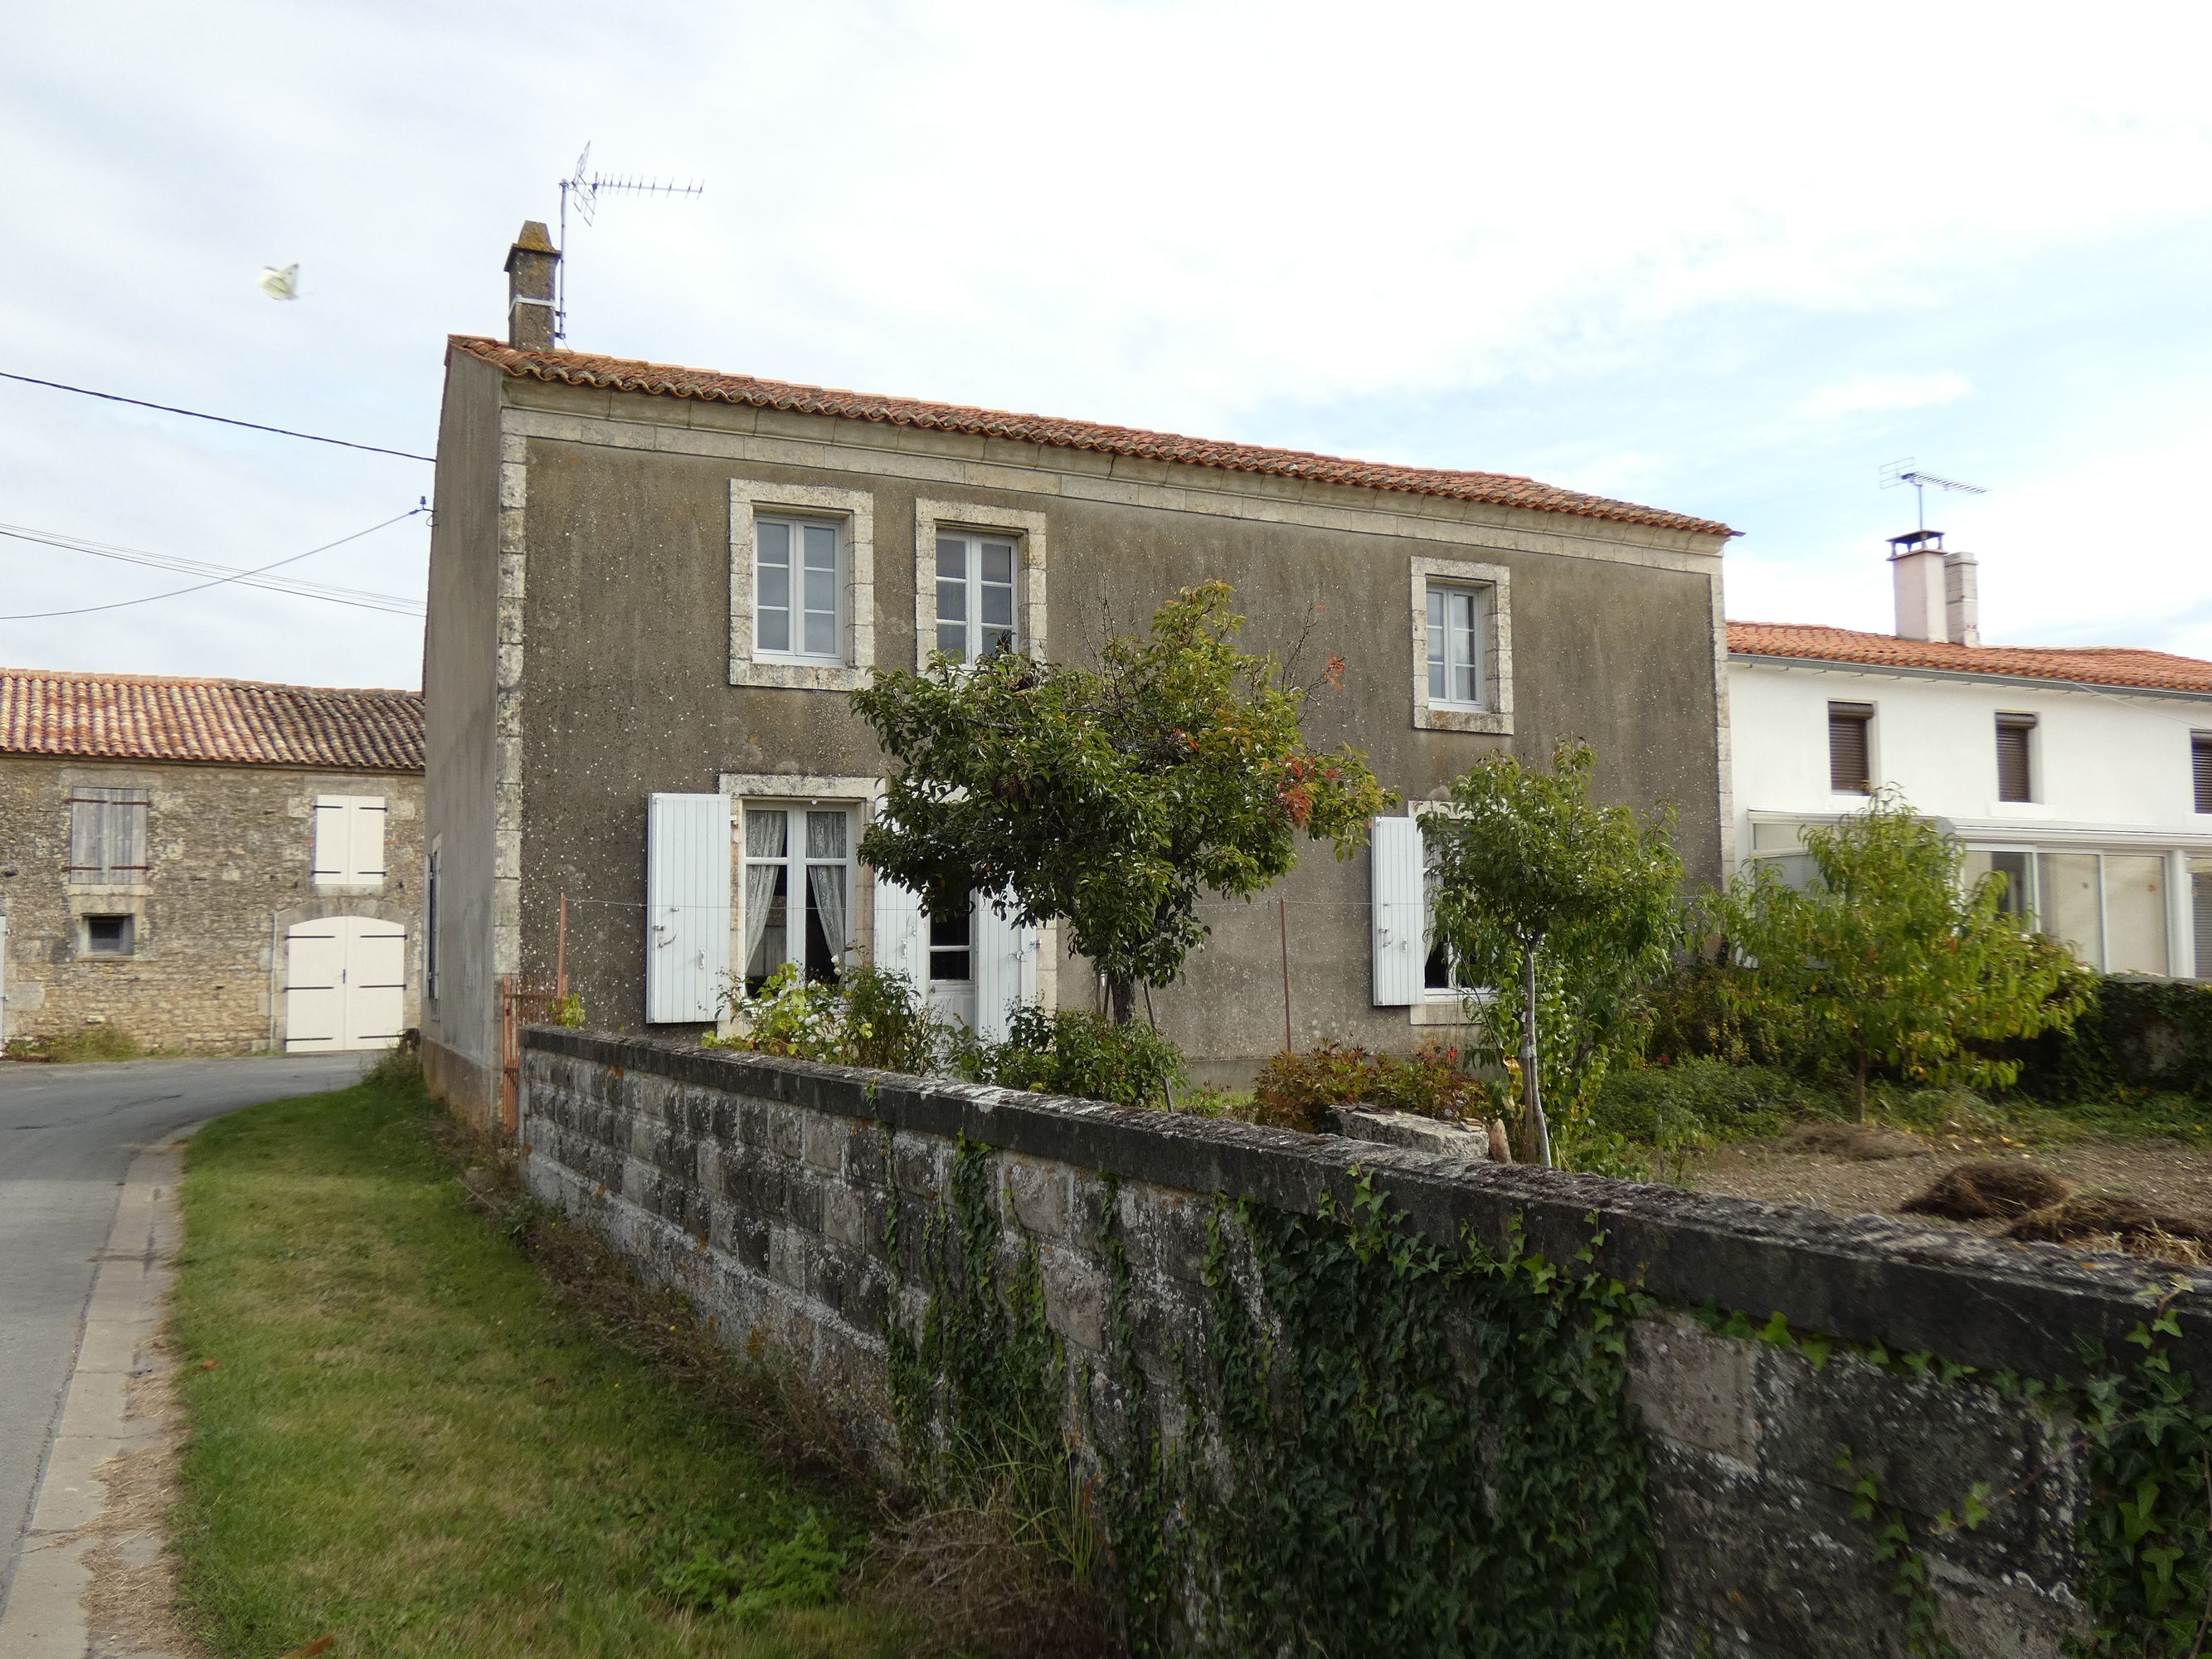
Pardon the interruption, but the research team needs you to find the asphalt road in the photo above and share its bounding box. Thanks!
[0,1053,367,1612]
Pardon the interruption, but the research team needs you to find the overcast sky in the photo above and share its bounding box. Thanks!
[5,2,2210,692]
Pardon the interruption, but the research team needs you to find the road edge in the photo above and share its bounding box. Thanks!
[0,1129,191,1657]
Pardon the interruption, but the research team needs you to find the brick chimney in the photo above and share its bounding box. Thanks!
[504,221,558,352]
[1889,530,1949,641]
[1943,547,1981,646]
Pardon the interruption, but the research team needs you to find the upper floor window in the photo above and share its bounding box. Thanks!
[755,517,843,662]
[1409,557,1513,736]
[68,786,148,884]
[1996,713,2037,804]
[935,533,1018,663]
[1426,586,1485,708]
[1827,702,1873,795]
[2194,732,2212,814]
[728,481,876,692]
[312,795,387,889]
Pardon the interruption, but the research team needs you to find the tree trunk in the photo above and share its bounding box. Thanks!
[1520,940,1553,1170]
[1108,978,1135,1027]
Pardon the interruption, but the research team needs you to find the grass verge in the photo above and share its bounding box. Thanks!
[169,1072,915,1658]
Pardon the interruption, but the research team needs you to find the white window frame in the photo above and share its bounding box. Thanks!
[721,774,885,1012]
[728,481,875,691]
[912,499,1048,669]
[754,514,846,665]
[1426,586,1486,711]
[1962,843,2039,925]
[1407,800,1492,1025]
[737,800,861,989]
[1409,557,1512,735]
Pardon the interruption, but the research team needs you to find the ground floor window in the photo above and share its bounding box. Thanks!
[741,803,855,990]
[1962,848,2035,920]
[1422,851,1461,995]
[2195,859,2212,984]
[83,913,134,957]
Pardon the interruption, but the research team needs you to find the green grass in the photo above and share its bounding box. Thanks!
[170,1078,913,1659]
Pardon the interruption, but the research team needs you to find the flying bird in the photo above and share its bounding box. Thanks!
[257,264,300,300]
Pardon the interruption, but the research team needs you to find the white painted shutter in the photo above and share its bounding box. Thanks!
[646,792,732,1023]
[0,913,10,1044]
[311,797,346,883]
[353,798,387,882]
[872,873,926,985]
[1370,815,1422,1007]
[975,895,1038,1043]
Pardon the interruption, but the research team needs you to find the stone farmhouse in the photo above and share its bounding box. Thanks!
[0,668,425,1054]
[420,222,1738,1123]
[1729,533,2212,979]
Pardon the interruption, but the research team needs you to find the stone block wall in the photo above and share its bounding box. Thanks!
[520,1028,2212,1656]
[0,754,423,1052]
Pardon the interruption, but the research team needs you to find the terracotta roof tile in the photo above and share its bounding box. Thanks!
[452,336,1736,539]
[1727,622,2212,697]
[0,668,424,771]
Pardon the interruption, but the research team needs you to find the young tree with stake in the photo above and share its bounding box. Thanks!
[1423,741,1683,1167]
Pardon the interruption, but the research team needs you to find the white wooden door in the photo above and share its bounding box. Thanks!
[285,916,407,1053]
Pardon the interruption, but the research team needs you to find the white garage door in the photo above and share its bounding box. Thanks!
[285,916,406,1053]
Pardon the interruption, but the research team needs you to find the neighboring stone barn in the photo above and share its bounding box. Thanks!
[421,221,1738,1123]
[0,668,425,1054]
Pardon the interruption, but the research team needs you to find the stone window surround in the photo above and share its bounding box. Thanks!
[912,499,1049,669]
[1409,556,1513,736]
[727,481,877,691]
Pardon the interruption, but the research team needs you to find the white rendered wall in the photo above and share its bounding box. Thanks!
[1728,659,2212,977]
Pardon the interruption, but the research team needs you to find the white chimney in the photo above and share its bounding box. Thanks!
[1943,548,1980,646]
[1889,531,1949,641]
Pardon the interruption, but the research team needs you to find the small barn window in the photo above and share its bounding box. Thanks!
[1996,713,2037,804]
[67,788,150,883]
[84,914,135,956]
[1827,703,1873,795]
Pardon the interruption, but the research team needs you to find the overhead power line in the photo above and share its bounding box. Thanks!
[0,370,435,463]
[0,520,425,615]
[0,505,429,620]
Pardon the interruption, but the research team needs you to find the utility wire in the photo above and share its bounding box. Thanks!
[0,506,428,620]
[0,520,425,615]
[0,370,436,463]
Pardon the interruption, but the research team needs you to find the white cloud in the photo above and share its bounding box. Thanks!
[1799,372,1974,423]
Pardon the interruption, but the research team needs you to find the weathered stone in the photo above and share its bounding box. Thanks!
[1005,1155,1072,1238]
[824,1181,867,1253]
[1626,1314,1757,1466]
[803,1113,848,1175]
[1325,1104,1491,1160]
[1041,1245,1107,1354]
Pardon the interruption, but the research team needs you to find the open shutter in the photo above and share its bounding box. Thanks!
[975,895,1038,1043]
[312,796,348,883]
[872,873,926,984]
[646,792,732,1023]
[1371,815,1422,1007]
[354,797,387,881]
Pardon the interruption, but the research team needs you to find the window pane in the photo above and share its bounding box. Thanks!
[744,808,788,858]
[1453,591,1480,695]
[937,574,967,620]
[980,581,1014,628]
[980,625,1014,657]
[802,522,838,568]
[804,610,836,656]
[1427,588,1446,699]
[806,810,847,859]
[746,867,788,983]
[981,541,1015,584]
[929,907,973,984]
[756,598,789,653]
[756,528,790,652]
[803,864,848,983]
[757,520,790,567]
[937,537,967,580]
[803,552,837,615]
[2105,854,2169,975]
[2038,852,2103,970]
[937,620,967,657]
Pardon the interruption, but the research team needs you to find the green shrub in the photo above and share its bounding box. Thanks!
[1638,954,1787,1068]
[965,1005,1186,1111]
[652,1507,854,1622]
[20,1024,146,1063]
[1576,1058,1840,1180]
[1250,1040,1490,1133]
[2009,975,2212,1104]
[717,963,949,1073]
[362,1045,426,1094]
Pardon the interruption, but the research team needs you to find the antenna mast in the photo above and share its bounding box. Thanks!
[555,144,706,345]
[1879,458,1987,532]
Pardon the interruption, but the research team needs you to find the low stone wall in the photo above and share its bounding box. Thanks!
[519,1028,2212,1657]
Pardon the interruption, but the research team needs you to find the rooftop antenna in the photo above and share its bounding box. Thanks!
[554,143,706,344]
[1879,458,1987,533]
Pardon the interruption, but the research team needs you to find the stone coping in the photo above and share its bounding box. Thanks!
[523,1027,2212,1394]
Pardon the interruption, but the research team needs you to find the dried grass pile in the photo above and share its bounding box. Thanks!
[2007,1194,2212,1266]
[1784,1121,1928,1161]
[1898,1160,2077,1221]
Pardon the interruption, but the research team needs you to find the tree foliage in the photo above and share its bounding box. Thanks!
[1422,740,1684,1166]
[853,581,1390,1017]
[1715,790,2093,1117]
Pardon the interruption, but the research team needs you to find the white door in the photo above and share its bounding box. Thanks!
[286,916,407,1053]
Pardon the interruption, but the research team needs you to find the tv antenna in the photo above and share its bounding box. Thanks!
[1879,458,1987,532]
[554,143,706,344]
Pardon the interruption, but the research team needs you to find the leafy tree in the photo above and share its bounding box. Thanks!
[1716,789,2093,1118]
[1422,740,1685,1168]
[853,581,1390,1023]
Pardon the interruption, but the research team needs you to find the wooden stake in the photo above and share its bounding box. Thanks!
[1279,896,1294,1053]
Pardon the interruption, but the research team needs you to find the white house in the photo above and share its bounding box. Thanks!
[1728,533,2212,980]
